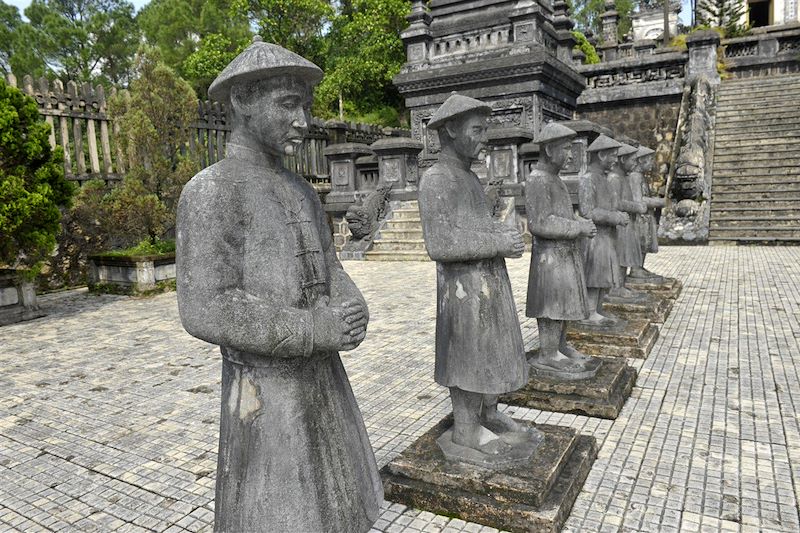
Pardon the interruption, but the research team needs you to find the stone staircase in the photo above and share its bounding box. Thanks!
[365,200,430,261]
[709,74,800,244]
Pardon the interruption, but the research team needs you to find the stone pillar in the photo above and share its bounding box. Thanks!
[485,127,534,185]
[370,137,423,195]
[325,120,349,144]
[324,143,374,208]
[599,0,619,61]
[634,39,657,56]
[552,0,578,64]
[401,0,432,65]
[685,30,721,85]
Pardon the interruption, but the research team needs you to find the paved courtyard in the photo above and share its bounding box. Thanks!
[1,246,800,533]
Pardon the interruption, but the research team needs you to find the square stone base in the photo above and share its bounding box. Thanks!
[500,355,637,419]
[626,276,683,300]
[0,305,45,326]
[567,318,658,359]
[602,292,674,324]
[381,417,597,533]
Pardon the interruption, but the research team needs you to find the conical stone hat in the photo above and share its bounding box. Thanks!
[617,143,638,156]
[538,122,577,144]
[587,134,622,152]
[427,93,492,131]
[208,36,323,102]
[636,146,655,157]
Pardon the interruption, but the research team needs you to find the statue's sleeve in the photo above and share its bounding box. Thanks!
[633,172,665,209]
[176,177,313,358]
[526,172,582,240]
[578,173,619,227]
[609,172,646,214]
[419,171,501,262]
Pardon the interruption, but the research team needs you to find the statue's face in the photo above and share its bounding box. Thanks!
[231,75,313,156]
[598,148,618,170]
[444,113,489,160]
[640,154,655,171]
[621,153,637,172]
[548,138,573,170]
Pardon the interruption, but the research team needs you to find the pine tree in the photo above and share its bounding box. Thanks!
[696,0,749,37]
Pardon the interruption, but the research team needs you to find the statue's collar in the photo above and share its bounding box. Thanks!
[226,143,283,169]
[437,151,473,172]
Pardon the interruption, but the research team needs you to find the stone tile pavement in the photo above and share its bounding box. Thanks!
[1,246,799,532]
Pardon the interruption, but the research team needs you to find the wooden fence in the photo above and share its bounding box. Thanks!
[4,73,407,186]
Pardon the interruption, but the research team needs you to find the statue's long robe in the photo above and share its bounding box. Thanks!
[607,168,643,268]
[579,167,622,289]
[418,155,527,395]
[525,167,589,321]
[629,170,660,254]
[176,144,382,533]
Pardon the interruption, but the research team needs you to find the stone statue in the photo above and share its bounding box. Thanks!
[578,134,630,326]
[418,93,539,465]
[629,146,666,279]
[525,122,601,379]
[345,185,392,241]
[607,143,647,298]
[175,38,382,533]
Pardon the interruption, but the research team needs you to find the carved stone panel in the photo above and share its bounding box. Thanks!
[491,149,513,180]
[381,157,402,184]
[331,161,353,190]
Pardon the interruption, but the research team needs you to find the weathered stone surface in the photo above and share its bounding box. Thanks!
[382,417,597,533]
[0,270,44,326]
[501,354,637,419]
[602,291,674,323]
[626,276,683,299]
[567,318,658,358]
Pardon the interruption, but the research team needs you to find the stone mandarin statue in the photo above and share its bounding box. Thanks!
[525,122,601,379]
[418,93,537,461]
[175,37,382,533]
[606,143,647,298]
[629,146,666,280]
[578,134,630,326]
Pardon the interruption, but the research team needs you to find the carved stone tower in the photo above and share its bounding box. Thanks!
[394,0,585,165]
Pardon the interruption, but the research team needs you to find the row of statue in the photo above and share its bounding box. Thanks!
[175,39,667,532]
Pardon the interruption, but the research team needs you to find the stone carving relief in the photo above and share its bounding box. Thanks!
[345,185,393,242]
[586,65,685,89]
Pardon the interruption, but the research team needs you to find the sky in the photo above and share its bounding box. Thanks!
[6,0,694,27]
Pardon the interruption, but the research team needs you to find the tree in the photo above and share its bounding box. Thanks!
[233,0,334,69]
[0,1,48,78]
[0,79,73,270]
[138,0,251,93]
[315,0,409,125]
[696,0,748,37]
[105,47,199,245]
[20,0,140,84]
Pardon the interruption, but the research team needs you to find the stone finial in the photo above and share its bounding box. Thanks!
[407,0,431,25]
[600,0,620,45]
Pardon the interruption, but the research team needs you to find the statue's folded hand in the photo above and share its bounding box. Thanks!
[312,299,368,353]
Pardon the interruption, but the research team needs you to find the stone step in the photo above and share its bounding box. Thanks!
[713,167,800,178]
[709,236,800,244]
[713,187,800,198]
[709,216,800,227]
[378,228,424,240]
[714,138,800,149]
[384,218,423,230]
[713,160,800,171]
[712,175,800,185]
[364,250,430,261]
[713,149,800,163]
[713,182,800,193]
[390,208,422,220]
[718,91,800,104]
[709,226,800,239]
[714,115,800,128]
[716,105,800,117]
[721,74,800,86]
[719,84,800,99]
[711,198,800,209]
[710,207,800,218]
[371,239,427,252]
[714,127,800,138]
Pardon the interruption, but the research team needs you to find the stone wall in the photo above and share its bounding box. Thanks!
[577,96,680,192]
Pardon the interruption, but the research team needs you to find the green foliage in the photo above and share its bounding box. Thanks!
[233,0,334,69]
[102,48,198,247]
[314,0,409,125]
[568,0,634,42]
[17,0,141,84]
[0,79,73,268]
[696,0,749,37]
[96,237,175,257]
[138,0,251,92]
[572,30,600,64]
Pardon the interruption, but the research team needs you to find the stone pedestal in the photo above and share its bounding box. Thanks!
[626,276,683,300]
[382,416,597,533]
[567,319,658,359]
[602,292,674,324]
[501,354,637,419]
[0,270,44,326]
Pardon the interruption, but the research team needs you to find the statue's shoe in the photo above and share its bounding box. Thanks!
[529,358,600,381]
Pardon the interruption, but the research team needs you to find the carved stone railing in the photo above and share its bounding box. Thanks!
[577,51,687,104]
[721,24,800,77]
